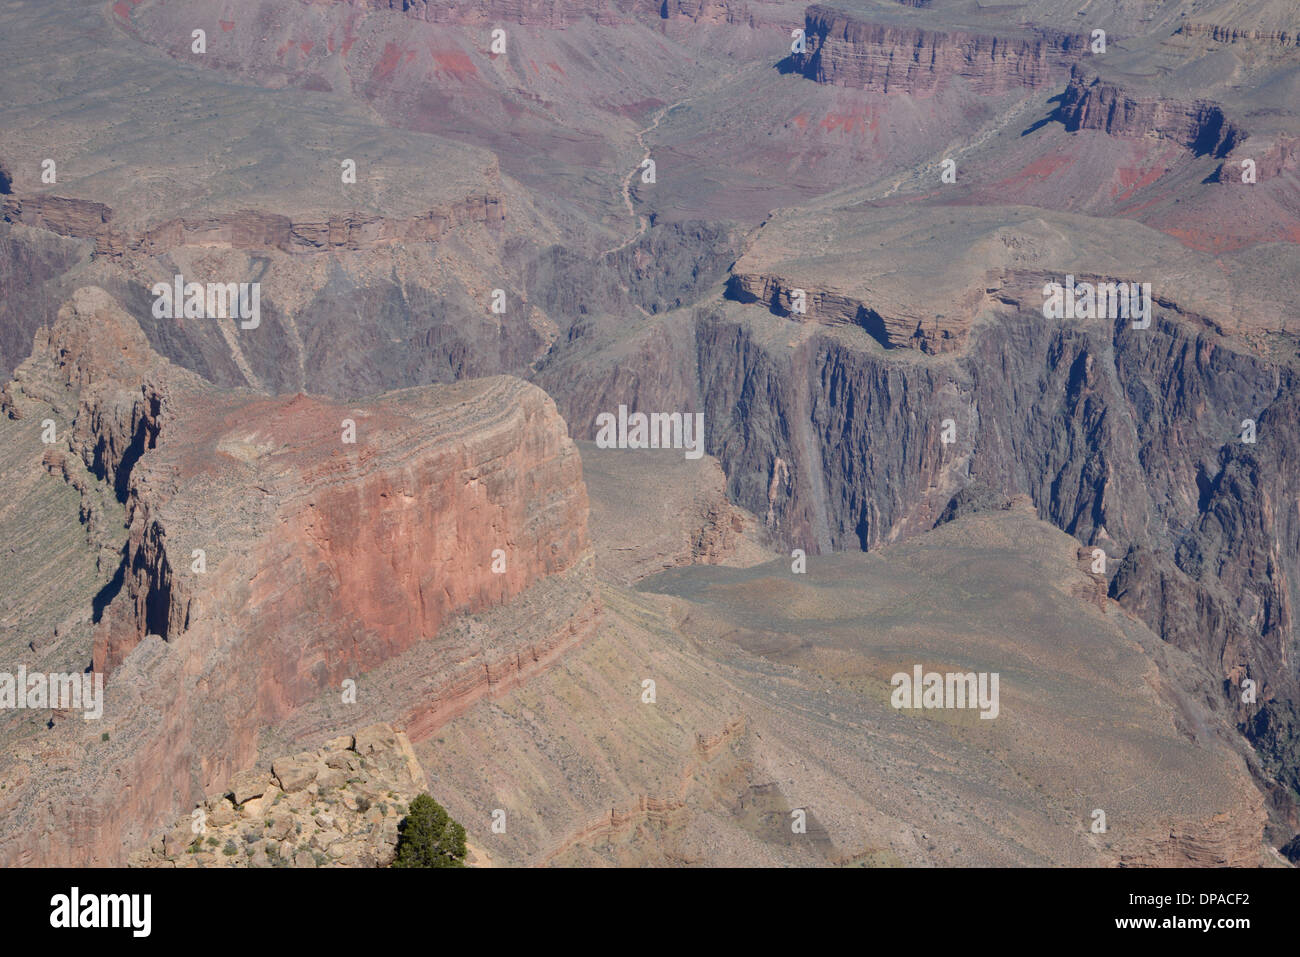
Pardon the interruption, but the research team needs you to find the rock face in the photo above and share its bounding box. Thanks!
[325,0,781,28]
[792,5,1087,94]
[725,272,966,354]
[130,723,428,867]
[331,0,626,26]
[1,193,503,258]
[1179,22,1300,47]
[1215,136,1300,185]
[690,293,1300,818]
[0,286,598,866]
[1056,68,1242,157]
[660,0,789,28]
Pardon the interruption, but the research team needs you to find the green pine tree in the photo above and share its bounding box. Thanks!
[391,793,467,868]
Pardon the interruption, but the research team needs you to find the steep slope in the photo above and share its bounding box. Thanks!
[0,286,598,865]
[396,492,1272,866]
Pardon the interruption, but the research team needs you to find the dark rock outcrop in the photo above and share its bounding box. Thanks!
[791,5,1088,94]
[1056,68,1242,158]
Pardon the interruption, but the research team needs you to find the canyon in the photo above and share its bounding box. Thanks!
[0,0,1297,868]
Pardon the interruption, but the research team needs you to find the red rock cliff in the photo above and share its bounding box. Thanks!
[0,286,597,865]
[792,4,1087,94]
[1056,67,1242,157]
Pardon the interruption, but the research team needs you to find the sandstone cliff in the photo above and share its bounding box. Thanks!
[0,286,598,866]
[1056,68,1242,157]
[725,272,967,354]
[791,5,1087,94]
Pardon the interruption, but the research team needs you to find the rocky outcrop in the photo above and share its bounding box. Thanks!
[130,724,428,867]
[791,5,1087,94]
[1118,796,1269,867]
[1214,137,1300,185]
[1179,23,1300,47]
[579,441,765,584]
[660,0,788,28]
[726,272,966,354]
[0,286,598,866]
[2,193,503,258]
[1056,68,1242,157]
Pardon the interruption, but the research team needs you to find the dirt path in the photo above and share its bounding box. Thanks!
[600,99,687,259]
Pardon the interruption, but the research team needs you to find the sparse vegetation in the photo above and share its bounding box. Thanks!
[391,794,466,868]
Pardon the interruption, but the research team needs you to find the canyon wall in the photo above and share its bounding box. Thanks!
[320,0,779,27]
[689,300,1300,815]
[0,286,598,865]
[792,5,1087,94]
[1179,22,1300,47]
[325,0,627,26]
[725,272,968,354]
[1056,68,1242,157]
[2,193,504,258]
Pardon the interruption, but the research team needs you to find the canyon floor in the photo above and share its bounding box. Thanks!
[1,0,1298,868]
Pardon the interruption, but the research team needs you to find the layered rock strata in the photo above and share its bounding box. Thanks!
[792,5,1088,94]
[0,286,597,865]
[1056,68,1242,157]
[1,193,504,258]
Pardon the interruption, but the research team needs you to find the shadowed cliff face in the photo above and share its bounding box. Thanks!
[1055,69,1242,158]
[791,6,1088,95]
[518,269,1300,819]
[683,301,1300,810]
[0,287,598,866]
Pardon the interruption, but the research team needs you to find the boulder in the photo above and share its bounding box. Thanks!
[273,753,323,793]
[229,769,272,805]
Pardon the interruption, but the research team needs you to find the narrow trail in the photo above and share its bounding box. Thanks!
[600,98,688,260]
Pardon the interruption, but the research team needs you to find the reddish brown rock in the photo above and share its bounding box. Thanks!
[793,5,1087,95]
[1056,67,1242,157]
[0,286,598,866]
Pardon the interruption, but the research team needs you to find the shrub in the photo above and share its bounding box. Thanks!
[391,794,467,868]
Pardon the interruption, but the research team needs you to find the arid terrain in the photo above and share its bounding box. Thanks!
[0,0,1298,868]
